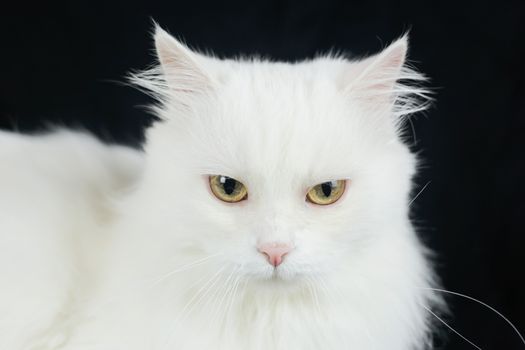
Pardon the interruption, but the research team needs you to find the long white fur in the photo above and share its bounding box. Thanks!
[0,26,443,349]
[0,130,142,349]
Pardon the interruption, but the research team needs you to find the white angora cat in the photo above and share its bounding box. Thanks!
[0,26,443,350]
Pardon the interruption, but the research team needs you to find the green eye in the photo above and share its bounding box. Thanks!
[209,175,248,203]
[306,180,346,205]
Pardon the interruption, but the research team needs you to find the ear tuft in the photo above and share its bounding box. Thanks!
[378,35,408,72]
[345,35,431,120]
[128,24,212,114]
[154,26,193,71]
[153,25,210,93]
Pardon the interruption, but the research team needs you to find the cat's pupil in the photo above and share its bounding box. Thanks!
[223,177,236,195]
[321,182,332,197]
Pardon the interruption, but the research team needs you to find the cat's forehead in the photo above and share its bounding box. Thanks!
[215,58,349,95]
[218,61,343,120]
[187,59,384,184]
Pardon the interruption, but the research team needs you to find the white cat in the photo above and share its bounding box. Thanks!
[0,26,443,349]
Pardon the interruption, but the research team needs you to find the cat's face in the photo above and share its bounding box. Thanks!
[136,27,422,288]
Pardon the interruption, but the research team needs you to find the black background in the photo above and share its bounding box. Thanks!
[1,1,524,349]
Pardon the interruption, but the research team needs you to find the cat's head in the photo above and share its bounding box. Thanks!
[130,26,430,288]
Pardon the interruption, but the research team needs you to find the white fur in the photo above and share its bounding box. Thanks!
[0,130,142,349]
[0,27,443,350]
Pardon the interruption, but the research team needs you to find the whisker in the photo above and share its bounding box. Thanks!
[421,287,525,346]
[421,303,482,350]
[317,276,338,306]
[180,267,227,322]
[409,180,431,207]
[150,253,222,287]
[224,275,241,322]
[307,277,323,317]
[162,265,226,348]
[222,275,242,336]
[85,256,220,312]
[208,267,239,327]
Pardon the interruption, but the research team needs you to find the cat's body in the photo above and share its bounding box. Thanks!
[0,130,142,349]
[0,27,442,350]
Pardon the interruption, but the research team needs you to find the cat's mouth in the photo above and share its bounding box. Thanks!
[242,257,312,284]
[248,268,313,294]
[246,265,296,283]
[267,264,301,282]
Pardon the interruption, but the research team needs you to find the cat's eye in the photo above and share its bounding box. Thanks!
[306,180,346,205]
[209,175,248,203]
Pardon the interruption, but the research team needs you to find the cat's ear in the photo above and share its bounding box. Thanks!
[154,25,212,96]
[344,36,429,117]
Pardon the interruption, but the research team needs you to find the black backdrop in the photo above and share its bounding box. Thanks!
[1,1,524,349]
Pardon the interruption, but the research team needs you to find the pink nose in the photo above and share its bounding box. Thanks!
[257,242,292,267]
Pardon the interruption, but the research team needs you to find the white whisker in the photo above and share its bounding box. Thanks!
[150,253,222,287]
[421,303,482,350]
[162,265,226,348]
[208,267,239,327]
[409,180,431,207]
[180,266,227,321]
[421,287,525,346]
[222,275,242,338]
[224,276,241,323]
[307,277,323,317]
